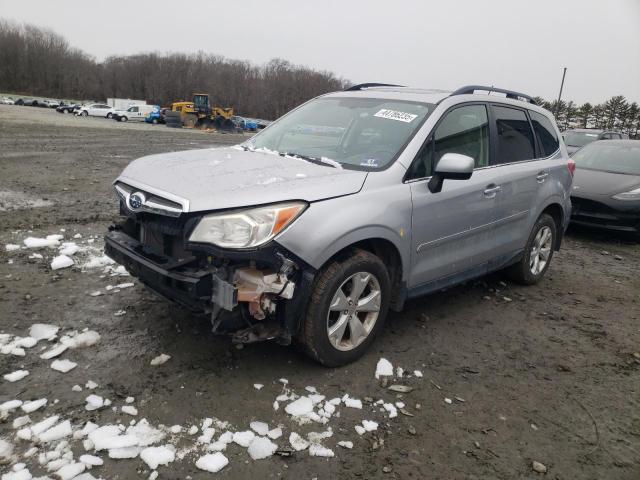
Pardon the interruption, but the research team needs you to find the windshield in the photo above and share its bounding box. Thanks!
[564,131,600,147]
[244,97,432,170]
[572,142,640,175]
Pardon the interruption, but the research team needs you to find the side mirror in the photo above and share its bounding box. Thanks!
[428,153,474,193]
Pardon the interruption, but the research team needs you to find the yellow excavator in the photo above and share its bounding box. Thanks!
[170,94,235,130]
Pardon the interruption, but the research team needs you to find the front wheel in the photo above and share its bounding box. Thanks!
[506,213,556,285]
[299,249,390,367]
[106,113,112,119]
[81,111,88,116]
[119,116,128,122]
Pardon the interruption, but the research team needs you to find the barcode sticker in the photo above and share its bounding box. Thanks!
[374,109,418,123]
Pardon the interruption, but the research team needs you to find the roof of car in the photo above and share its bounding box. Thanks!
[591,139,639,146]
[324,84,550,114]
[565,128,605,133]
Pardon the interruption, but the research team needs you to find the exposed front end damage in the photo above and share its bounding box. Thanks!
[104,203,314,346]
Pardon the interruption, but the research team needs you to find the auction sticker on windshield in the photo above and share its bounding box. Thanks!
[374,109,418,123]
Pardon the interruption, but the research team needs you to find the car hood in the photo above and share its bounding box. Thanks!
[117,147,368,212]
[572,168,640,196]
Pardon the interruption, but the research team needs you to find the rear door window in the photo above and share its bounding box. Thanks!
[529,110,560,157]
[491,106,536,164]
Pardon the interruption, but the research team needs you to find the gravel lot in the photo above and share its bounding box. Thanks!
[1,104,639,479]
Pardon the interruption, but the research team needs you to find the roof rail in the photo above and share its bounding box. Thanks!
[345,83,405,91]
[450,85,537,105]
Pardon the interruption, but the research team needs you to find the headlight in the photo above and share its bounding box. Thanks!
[612,187,640,201]
[189,202,307,249]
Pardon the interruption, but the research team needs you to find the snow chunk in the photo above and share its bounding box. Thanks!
[344,397,363,409]
[40,344,68,360]
[59,243,80,256]
[31,415,60,435]
[249,421,269,436]
[414,370,423,377]
[4,370,29,382]
[55,462,85,480]
[121,406,138,416]
[13,415,30,429]
[70,331,100,348]
[21,399,47,413]
[38,420,72,443]
[232,430,255,447]
[309,444,334,457]
[253,383,264,390]
[354,425,366,435]
[169,425,182,434]
[383,403,398,418]
[195,452,228,473]
[267,427,282,440]
[140,445,175,469]
[289,432,309,451]
[337,440,353,449]
[1,469,32,480]
[108,446,140,459]
[126,419,165,446]
[1,400,23,412]
[85,395,104,411]
[24,236,60,248]
[362,420,378,432]
[125,396,135,404]
[29,323,59,340]
[285,396,314,417]
[375,358,394,379]
[51,359,77,373]
[51,255,74,270]
[150,354,171,366]
[0,438,13,463]
[85,380,98,390]
[5,244,20,251]
[247,436,277,460]
[79,454,103,467]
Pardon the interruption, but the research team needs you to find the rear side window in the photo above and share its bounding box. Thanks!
[529,111,559,157]
[492,106,536,164]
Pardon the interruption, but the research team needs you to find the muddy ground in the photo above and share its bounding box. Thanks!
[0,105,639,479]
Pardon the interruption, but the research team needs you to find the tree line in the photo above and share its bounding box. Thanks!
[533,96,639,138]
[0,19,348,119]
[1,18,638,133]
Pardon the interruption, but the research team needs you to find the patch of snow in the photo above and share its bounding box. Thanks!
[267,427,282,440]
[108,446,140,459]
[85,395,104,411]
[285,396,314,417]
[59,243,80,256]
[79,454,103,467]
[413,370,423,377]
[253,383,264,390]
[140,445,175,469]
[55,462,86,480]
[38,420,72,443]
[40,344,67,360]
[344,397,363,409]
[4,370,29,382]
[30,415,60,435]
[247,436,278,460]
[361,420,378,432]
[85,380,98,390]
[13,416,30,429]
[21,399,47,413]
[195,452,228,473]
[51,255,74,270]
[51,359,77,373]
[121,406,138,416]
[29,323,59,340]
[23,236,60,248]
[150,354,171,366]
[5,244,20,251]
[289,432,309,451]
[1,400,23,412]
[126,419,165,447]
[309,444,334,457]
[249,421,269,436]
[375,358,394,379]
[337,440,353,449]
[232,430,255,447]
[383,403,398,418]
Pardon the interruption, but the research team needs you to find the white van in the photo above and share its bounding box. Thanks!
[113,105,155,122]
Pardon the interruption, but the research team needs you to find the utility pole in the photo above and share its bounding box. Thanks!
[555,67,567,117]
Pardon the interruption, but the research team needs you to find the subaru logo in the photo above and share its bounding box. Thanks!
[128,192,145,210]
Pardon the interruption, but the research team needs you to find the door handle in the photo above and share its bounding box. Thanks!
[483,185,501,198]
[536,171,549,183]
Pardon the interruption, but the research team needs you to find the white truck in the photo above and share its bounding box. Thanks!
[107,98,147,110]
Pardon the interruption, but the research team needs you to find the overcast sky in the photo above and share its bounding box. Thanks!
[2,0,639,104]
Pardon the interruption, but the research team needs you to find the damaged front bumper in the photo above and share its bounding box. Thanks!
[104,218,315,344]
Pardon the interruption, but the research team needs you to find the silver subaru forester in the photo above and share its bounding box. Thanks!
[105,84,573,366]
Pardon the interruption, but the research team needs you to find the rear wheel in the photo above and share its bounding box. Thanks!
[119,116,128,122]
[81,110,88,117]
[299,249,390,367]
[106,113,112,119]
[506,213,556,285]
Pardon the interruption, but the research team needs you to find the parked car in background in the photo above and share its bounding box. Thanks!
[76,103,115,118]
[41,99,60,108]
[112,104,158,122]
[104,84,573,366]
[15,98,37,106]
[0,96,15,105]
[232,116,258,131]
[563,129,629,156]
[144,106,165,124]
[56,102,80,114]
[570,140,640,236]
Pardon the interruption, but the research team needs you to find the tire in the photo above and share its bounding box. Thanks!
[119,116,128,122]
[152,118,158,124]
[106,113,112,119]
[506,213,556,285]
[299,249,391,367]
[81,111,88,117]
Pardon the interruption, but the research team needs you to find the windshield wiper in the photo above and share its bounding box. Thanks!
[281,152,339,168]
